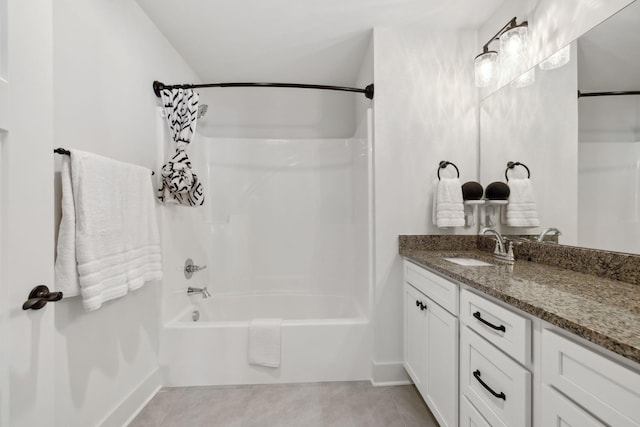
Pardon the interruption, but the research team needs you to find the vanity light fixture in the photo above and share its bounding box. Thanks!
[539,45,571,70]
[474,17,529,88]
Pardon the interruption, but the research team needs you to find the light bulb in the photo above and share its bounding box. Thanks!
[474,51,498,88]
[500,25,529,63]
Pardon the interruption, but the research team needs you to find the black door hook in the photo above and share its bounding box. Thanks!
[22,285,63,310]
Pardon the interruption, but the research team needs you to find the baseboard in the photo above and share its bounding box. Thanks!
[99,368,162,427]
[370,361,412,386]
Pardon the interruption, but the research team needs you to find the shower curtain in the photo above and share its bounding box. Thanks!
[158,88,205,206]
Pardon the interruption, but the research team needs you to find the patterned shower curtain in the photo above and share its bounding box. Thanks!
[157,88,205,206]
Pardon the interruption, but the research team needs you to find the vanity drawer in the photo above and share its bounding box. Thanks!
[460,289,531,366]
[461,326,531,427]
[542,329,640,427]
[404,261,458,315]
[460,395,491,427]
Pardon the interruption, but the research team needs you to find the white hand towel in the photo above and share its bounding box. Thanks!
[432,178,465,228]
[505,178,540,227]
[55,157,81,296]
[54,150,163,311]
[248,318,282,368]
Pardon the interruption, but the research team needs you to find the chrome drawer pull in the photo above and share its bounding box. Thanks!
[473,311,506,332]
[473,369,506,401]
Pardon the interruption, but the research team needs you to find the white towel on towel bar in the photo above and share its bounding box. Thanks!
[505,178,540,227]
[54,150,162,311]
[248,318,282,368]
[432,178,465,228]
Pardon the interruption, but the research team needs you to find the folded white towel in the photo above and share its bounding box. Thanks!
[248,318,282,368]
[55,157,81,297]
[432,178,465,228]
[54,150,163,311]
[505,178,540,227]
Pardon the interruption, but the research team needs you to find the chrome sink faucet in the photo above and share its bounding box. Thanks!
[537,227,562,242]
[187,286,211,299]
[480,227,505,253]
[480,227,515,264]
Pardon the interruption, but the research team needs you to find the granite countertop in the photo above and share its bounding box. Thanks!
[401,248,640,364]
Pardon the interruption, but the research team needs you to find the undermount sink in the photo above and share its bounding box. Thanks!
[443,257,493,267]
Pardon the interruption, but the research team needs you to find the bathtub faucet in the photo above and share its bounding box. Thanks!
[187,286,211,299]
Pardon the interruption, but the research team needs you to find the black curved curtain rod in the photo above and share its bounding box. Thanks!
[578,90,640,98]
[153,80,375,100]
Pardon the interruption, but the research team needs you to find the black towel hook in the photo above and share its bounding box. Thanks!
[437,161,460,180]
[505,161,530,181]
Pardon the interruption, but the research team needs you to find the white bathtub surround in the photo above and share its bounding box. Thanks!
[55,151,162,311]
[248,318,282,368]
[160,119,373,385]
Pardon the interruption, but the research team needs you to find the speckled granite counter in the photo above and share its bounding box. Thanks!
[400,248,640,364]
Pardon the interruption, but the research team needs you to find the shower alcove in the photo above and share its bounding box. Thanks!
[157,87,373,386]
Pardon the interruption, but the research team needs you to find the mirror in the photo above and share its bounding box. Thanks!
[480,0,640,254]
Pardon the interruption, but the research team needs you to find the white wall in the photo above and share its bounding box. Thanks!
[480,43,579,244]
[355,34,374,126]
[478,0,634,99]
[52,0,199,426]
[372,27,479,376]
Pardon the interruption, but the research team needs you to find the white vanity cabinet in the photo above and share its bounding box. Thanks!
[402,257,640,427]
[403,261,459,427]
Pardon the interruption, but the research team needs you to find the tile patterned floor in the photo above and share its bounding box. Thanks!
[129,382,439,427]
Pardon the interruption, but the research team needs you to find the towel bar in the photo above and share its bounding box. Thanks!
[54,148,155,175]
[437,160,460,180]
[505,161,530,181]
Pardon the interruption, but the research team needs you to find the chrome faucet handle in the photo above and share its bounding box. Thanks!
[186,264,207,273]
[184,258,207,279]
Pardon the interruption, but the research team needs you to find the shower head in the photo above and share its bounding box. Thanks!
[197,104,208,119]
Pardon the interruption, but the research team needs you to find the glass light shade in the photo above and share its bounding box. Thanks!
[499,25,528,63]
[474,51,498,87]
[539,45,571,70]
[510,67,535,88]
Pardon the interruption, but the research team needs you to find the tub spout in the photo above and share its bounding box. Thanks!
[187,286,211,299]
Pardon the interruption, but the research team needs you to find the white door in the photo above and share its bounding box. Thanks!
[1,0,55,426]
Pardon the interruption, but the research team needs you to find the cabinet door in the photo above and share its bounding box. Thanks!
[541,385,605,427]
[424,299,458,427]
[404,283,428,392]
[542,329,640,426]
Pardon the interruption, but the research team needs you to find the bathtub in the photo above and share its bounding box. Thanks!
[159,293,371,386]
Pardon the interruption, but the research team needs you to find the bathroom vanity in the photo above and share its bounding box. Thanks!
[400,239,640,427]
